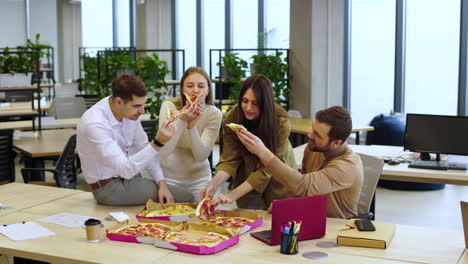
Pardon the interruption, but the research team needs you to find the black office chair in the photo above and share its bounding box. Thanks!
[141,119,158,141]
[21,134,78,189]
[0,129,15,182]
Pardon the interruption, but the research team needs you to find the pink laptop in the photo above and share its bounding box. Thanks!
[250,194,328,245]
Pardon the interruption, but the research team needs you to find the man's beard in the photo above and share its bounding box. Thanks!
[307,141,332,153]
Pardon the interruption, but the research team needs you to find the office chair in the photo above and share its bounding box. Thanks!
[48,97,87,119]
[141,119,158,142]
[21,134,78,189]
[355,153,384,220]
[0,129,16,182]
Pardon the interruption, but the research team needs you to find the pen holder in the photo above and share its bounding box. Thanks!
[280,232,299,255]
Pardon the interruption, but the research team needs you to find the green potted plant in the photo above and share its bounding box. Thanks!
[135,53,171,120]
[217,53,248,99]
[251,51,290,109]
[17,33,53,70]
[0,47,35,87]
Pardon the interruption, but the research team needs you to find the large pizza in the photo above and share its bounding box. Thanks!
[111,223,173,240]
[165,231,229,246]
[210,216,255,229]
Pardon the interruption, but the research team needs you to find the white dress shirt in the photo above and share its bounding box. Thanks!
[77,96,164,184]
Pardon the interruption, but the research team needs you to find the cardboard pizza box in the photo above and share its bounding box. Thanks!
[106,220,240,255]
[136,200,198,222]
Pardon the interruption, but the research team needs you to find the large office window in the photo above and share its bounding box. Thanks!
[232,0,258,64]
[404,0,460,115]
[81,0,113,47]
[176,0,197,69]
[265,0,290,48]
[350,0,396,126]
[114,0,130,47]
[203,0,225,78]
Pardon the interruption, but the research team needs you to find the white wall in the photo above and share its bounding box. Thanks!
[0,0,27,47]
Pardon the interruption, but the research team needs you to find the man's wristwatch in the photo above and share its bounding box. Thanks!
[153,139,165,147]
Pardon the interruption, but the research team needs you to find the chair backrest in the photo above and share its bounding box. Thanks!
[49,97,87,119]
[357,153,384,216]
[141,119,158,142]
[0,129,15,182]
[54,134,77,189]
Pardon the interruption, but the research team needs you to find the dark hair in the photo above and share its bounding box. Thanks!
[315,106,352,142]
[238,74,277,154]
[180,67,213,105]
[111,74,147,102]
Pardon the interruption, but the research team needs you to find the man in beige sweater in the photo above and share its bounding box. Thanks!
[238,106,363,219]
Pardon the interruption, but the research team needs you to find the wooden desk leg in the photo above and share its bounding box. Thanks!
[22,157,45,182]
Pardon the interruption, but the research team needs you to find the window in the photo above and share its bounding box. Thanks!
[114,0,131,47]
[265,0,290,48]
[404,0,460,115]
[81,0,113,47]
[176,0,197,69]
[203,0,225,78]
[350,0,396,126]
[232,0,258,63]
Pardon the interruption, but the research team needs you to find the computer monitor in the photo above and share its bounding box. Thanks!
[404,114,468,159]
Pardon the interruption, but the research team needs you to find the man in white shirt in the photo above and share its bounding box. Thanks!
[77,74,179,206]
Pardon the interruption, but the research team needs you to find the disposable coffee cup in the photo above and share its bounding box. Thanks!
[84,218,102,242]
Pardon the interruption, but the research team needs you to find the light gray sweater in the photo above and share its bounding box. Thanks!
[158,100,222,180]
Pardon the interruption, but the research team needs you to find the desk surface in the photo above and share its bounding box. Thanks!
[0,114,153,131]
[289,118,374,135]
[293,144,468,185]
[0,101,51,112]
[13,128,76,158]
[4,187,463,264]
[0,183,82,216]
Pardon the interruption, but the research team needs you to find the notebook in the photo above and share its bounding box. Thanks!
[250,194,328,245]
[461,201,468,248]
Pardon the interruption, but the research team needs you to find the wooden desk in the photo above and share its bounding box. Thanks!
[289,118,374,145]
[6,187,463,264]
[0,101,51,112]
[459,250,468,264]
[294,144,468,186]
[0,183,82,216]
[13,129,76,158]
[0,114,153,131]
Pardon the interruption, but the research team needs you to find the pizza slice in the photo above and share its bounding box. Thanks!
[211,216,254,229]
[226,123,246,134]
[184,92,204,105]
[166,108,179,123]
[196,197,216,221]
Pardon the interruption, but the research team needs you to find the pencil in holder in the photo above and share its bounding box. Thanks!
[280,232,299,255]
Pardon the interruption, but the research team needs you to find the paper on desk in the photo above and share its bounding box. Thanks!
[0,222,55,241]
[39,213,98,228]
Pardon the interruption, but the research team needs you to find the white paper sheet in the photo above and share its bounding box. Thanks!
[0,222,55,241]
[39,213,98,228]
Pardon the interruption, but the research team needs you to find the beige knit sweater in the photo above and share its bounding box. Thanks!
[158,98,222,180]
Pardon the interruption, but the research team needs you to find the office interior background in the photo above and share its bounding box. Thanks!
[1,0,468,230]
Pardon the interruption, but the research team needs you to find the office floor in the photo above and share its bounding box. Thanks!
[9,83,468,231]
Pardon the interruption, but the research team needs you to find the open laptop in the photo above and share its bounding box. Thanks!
[461,201,468,248]
[250,194,328,245]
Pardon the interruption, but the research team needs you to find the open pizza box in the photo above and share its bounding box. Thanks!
[106,219,239,255]
[136,200,198,222]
